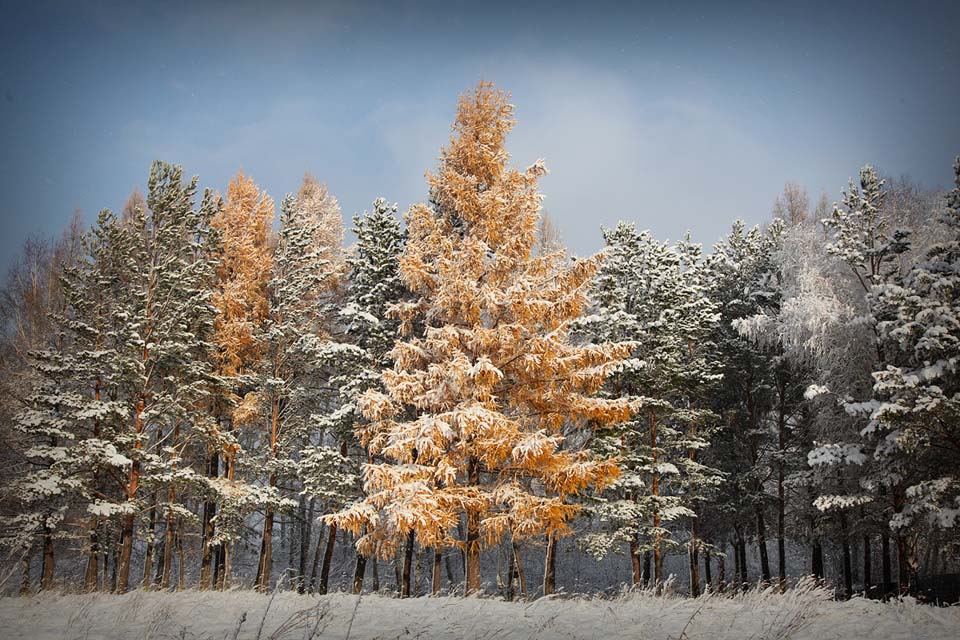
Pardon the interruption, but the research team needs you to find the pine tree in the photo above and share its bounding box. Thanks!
[328,82,632,595]
[577,223,721,591]
[113,161,222,592]
[320,197,408,594]
[872,157,960,547]
[253,176,347,592]
[1,210,134,592]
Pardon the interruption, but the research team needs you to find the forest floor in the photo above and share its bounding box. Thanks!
[1,582,958,640]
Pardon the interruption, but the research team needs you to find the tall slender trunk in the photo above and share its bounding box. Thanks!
[116,398,145,592]
[863,535,872,594]
[257,392,281,592]
[881,531,891,598]
[353,550,367,594]
[685,345,701,598]
[83,519,99,592]
[512,541,527,599]
[505,544,515,600]
[689,520,700,597]
[431,547,442,595]
[401,530,415,598]
[298,496,312,593]
[141,493,158,589]
[200,449,218,589]
[776,400,787,591]
[812,537,824,580]
[543,532,557,596]
[629,536,641,586]
[717,547,726,592]
[372,552,380,592]
[175,522,185,590]
[839,510,853,599]
[650,412,663,588]
[755,507,771,584]
[318,522,337,595]
[642,551,651,587]
[465,458,481,593]
[308,522,324,593]
[20,547,32,595]
[161,425,180,589]
[704,550,712,591]
[40,522,55,591]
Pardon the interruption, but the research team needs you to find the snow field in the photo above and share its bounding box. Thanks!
[1,581,958,640]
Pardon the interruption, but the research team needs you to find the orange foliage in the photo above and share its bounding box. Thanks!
[329,83,634,578]
[211,171,274,377]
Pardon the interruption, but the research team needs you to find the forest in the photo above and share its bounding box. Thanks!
[1,81,958,608]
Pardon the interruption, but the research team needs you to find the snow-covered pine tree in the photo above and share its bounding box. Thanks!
[872,157,960,553]
[704,220,783,587]
[577,223,721,592]
[253,176,347,592]
[328,82,633,595]
[1,210,134,592]
[113,162,222,592]
[318,197,408,594]
[808,165,915,594]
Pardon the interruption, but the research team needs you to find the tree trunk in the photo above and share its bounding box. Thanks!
[431,547,442,595]
[141,496,158,589]
[512,541,527,600]
[465,458,481,594]
[116,512,135,593]
[505,544,515,600]
[401,530,415,598]
[689,521,700,597]
[353,550,367,594]
[175,523,185,590]
[20,547,32,595]
[257,497,275,591]
[642,551,651,588]
[40,523,54,592]
[629,536,641,586]
[717,548,726,592]
[308,522,324,593]
[200,450,218,589]
[881,531,891,599]
[297,494,310,593]
[863,535,872,595]
[704,550,712,592]
[543,532,558,596]
[755,506,771,584]
[372,553,380,592]
[650,412,663,589]
[318,522,337,595]
[840,511,853,599]
[776,382,788,592]
[812,537,824,580]
[83,518,99,592]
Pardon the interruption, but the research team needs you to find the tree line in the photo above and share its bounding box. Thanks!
[1,81,958,600]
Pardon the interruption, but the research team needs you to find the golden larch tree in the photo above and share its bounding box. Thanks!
[329,81,634,594]
[203,170,274,589]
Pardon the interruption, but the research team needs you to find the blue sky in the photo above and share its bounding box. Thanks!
[1,0,958,266]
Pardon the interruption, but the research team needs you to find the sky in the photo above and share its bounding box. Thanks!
[1,0,958,268]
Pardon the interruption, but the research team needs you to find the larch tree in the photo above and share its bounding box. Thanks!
[328,81,633,595]
[205,171,274,589]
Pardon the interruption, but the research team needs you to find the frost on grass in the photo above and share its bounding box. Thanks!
[1,582,958,640]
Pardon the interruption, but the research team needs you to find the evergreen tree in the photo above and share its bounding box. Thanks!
[578,223,721,592]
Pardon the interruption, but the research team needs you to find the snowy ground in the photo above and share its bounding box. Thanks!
[1,583,958,640]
